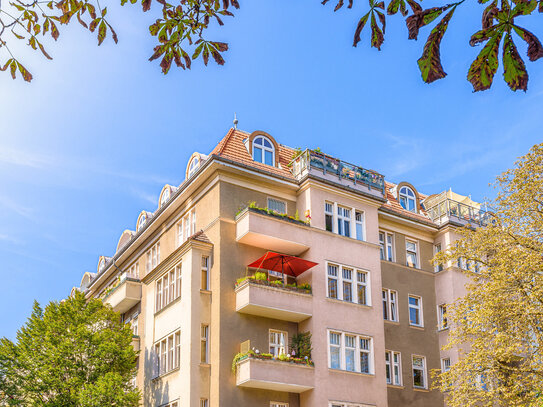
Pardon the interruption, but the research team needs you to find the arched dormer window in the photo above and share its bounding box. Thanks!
[252,136,275,166]
[399,186,416,212]
[137,212,147,232]
[98,258,106,271]
[188,156,200,178]
[160,188,171,208]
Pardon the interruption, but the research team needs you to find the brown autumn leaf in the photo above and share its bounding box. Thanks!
[353,13,370,46]
[513,26,543,61]
[406,7,447,40]
[467,30,503,91]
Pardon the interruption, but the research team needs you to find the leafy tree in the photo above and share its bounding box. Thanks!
[434,143,543,406]
[1,0,542,91]
[0,291,139,407]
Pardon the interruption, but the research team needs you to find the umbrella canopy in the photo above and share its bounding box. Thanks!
[247,251,318,277]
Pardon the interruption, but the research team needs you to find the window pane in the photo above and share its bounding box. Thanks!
[343,282,352,302]
[264,150,273,166]
[360,352,369,373]
[253,147,262,162]
[328,278,337,299]
[356,223,363,241]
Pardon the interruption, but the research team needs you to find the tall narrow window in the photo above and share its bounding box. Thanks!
[327,264,338,299]
[345,335,356,372]
[201,325,209,363]
[342,268,353,302]
[386,234,394,261]
[406,240,418,268]
[385,351,402,385]
[438,304,448,330]
[359,338,371,374]
[252,136,275,166]
[156,264,182,312]
[167,335,174,371]
[408,295,423,327]
[176,264,182,298]
[175,332,181,368]
[329,332,341,369]
[156,280,162,312]
[267,198,286,214]
[412,355,427,389]
[382,289,398,322]
[269,330,287,357]
[441,357,451,372]
[200,399,209,407]
[399,186,416,212]
[147,242,160,272]
[337,206,351,237]
[201,256,209,290]
[355,211,364,241]
[325,202,334,232]
[434,243,443,272]
[357,271,368,306]
[379,231,394,261]
[188,157,200,178]
[184,213,190,241]
[379,232,385,260]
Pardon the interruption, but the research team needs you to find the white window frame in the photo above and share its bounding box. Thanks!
[355,210,365,241]
[438,304,448,330]
[406,239,419,268]
[269,329,287,357]
[267,197,287,214]
[399,186,416,212]
[408,295,423,327]
[188,156,200,178]
[154,331,181,377]
[412,355,428,389]
[155,264,181,313]
[326,262,370,305]
[128,262,139,279]
[337,206,351,238]
[201,324,209,364]
[441,357,451,372]
[327,330,374,375]
[160,188,171,207]
[356,270,369,306]
[146,242,160,273]
[382,288,398,322]
[434,243,443,272]
[379,231,394,261]
[201,255,209,291]
[325,201,334,232]
[385,350,402,386]
[252,135,275,166]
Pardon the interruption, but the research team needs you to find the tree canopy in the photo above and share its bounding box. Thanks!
[0,0,542,91]
[0,291,140,407]
[434,143,543,406]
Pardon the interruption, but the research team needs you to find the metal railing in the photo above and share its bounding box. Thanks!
[426,199,491,226]
[289,150,385,194]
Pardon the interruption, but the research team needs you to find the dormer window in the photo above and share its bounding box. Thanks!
[188,157,200,178]
[160,188,170,208]
[98,258,106,271]
[137,213,147,231]
[252,136,275,166]
[399,186,416,212]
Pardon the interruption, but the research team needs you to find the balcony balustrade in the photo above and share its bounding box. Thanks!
[426,198,490,227]
[102,275,142,314]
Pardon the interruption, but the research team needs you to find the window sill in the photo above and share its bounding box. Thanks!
[409,325,425,331]
[200,289,212,294]
[325,297,372,309]
[413,387,430,392]
[384,319,400,325]
[154,295,182,316]
[328,368,374,377]
[387,384,404,389]
[437,327,449,332]
[152,366,180,381]
[200,363,211,368]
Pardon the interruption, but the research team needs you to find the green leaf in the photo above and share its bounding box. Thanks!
[467,30,503,91]
[192,42,204,59]
[502,32,528,91]
[97,20,106,45]
[511,0,537,15]
[370,12,384,50]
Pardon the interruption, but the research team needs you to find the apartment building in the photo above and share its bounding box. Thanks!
[75,128,489,407]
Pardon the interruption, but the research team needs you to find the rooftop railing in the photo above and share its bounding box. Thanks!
[426,198,491,227]
[289,150,385,196]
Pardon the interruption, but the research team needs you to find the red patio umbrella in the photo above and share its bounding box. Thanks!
[247,251,318,281]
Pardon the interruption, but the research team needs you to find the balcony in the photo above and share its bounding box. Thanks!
[290,149,385,199]
[236,207,310,255]
[236,355,315,393]
[425,191,490,227]
[103,277,142,314]
[235,279,312,322]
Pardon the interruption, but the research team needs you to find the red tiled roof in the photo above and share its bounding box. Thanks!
[189,230,212,244]
[380,182,434,225]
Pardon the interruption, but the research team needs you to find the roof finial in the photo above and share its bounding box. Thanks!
[233,112,238,130]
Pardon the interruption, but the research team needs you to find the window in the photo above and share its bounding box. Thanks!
[337,206,351,237]
[379,231,394,261]
[325,202,334,232]
[267,197,286,214]
[201,325,209,363]
[188,156,200,178]
[128,262,139,279]
[201,256,209,290]
[406,240,418,268]
[434,243,443,272]
[269,330,287,357]
[441,357,451,372]
[177,210,196,246]
[408,295,423,327]
[399,186,416,212]
[412,355,427,389]
[382,289,398,322]
[160,188,171,207]
[137,213,147,232]
[154,331,181,377]
[131,316,138,336]
[355,211,364,241]
[200,400,209,407]
[146,242,160,273]
[438,304,448,330]
[155,264,181,312]
[327,263,370,305]
[252,136,275,166]
[328,330,373,374]
[385,350,402,386]
[270,403,288,407]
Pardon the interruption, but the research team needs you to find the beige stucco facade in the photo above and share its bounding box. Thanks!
[78,128,485,407]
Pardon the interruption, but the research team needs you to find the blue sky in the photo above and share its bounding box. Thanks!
[0,0,541,338]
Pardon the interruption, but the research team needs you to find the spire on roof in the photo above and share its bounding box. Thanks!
[233,112,238,130]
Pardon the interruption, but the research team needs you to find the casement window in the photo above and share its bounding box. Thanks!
[385,350,402,386]
[337,206,351,237]
[438,304,448,330]
[270,403,288,407]
[441,357,451,372]
[406,240,418,268]
[154,331,181,377]
[201,256,209,290]
[155,264,182,312]
[327,263,370,305]
[434,243,443,272]
[128,262,139,279]
[408,295,423,327]
[382,289,398,322]
[355,211,364,241]
[399,186,416,212]
[253,135,275,166]
[379,231,394,261]
[412,355,427,389]
[177,210,196,247]
[325,202,334,232]
[131,316,138,336]
[200,400,209,407]
[201,325,209,363]
[146,242,160,272]
[267,197,286,214]
[269,330,287,357]
[328,330,373,374]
